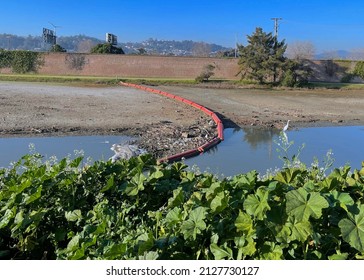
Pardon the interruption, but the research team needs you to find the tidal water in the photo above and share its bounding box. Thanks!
[1,126,363,177]
[0,135,134,168]
[185,126,364,177]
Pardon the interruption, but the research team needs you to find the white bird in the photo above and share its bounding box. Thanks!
[283,120,290,132]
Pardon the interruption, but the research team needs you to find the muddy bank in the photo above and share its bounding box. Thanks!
[1,82,364,160]
[0,82,217,159]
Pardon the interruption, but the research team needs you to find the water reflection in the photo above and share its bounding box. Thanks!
[242,127,279,150]
[185,126,364,177]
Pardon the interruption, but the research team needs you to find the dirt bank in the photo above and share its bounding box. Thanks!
[1,81,364,159]
[157,85,364,129]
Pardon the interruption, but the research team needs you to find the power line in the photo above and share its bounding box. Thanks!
[271,18,283,38]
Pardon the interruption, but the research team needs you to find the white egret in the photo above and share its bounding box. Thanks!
[283,120,290,132]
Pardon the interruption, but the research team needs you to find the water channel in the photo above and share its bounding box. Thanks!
[186,126,364,177]
[1,126,363,177]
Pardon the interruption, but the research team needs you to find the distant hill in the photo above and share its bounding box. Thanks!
[315,50,364,60]
[0,33,231,57]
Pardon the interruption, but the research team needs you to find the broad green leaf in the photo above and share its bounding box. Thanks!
[9,178,31,194]
[23,186,42,205]
[260,241,284,260]
[69,248,85,260]
[275,168,301,184]
[232,171,258,190]
[100,175,114,192]
[65,209,82,222]
[287,216,312,242]
[275,225,291,243]
[104,243,127,258]
[137,232,154,255]
[205,182,223,200]
[139,251,159,260]
[0,207,16,229]
[67,235,80,252]
[151,169,164,179]
[167,187,184,208]
[124,173,146,196]
[234,236,256,258]
[328,253,348,260]
[338,205,364,252]
[165,207,183,227]
[235,210,255,236]
[210,191,228,213]
[286,188,329,221]
[328,190,354,212]
[210,243,233,260]
[243,188,270,220]
[12,210,24,232]
[181,207,206,240]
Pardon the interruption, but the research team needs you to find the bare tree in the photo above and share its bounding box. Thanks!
[286,41,316,60]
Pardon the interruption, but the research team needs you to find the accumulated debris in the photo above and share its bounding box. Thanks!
[109,141,147,162]
[136,116,218,159]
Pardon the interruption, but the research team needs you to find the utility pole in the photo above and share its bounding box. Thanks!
[271,18,282,38]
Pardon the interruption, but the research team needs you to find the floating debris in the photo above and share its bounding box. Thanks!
[110,141,147,162]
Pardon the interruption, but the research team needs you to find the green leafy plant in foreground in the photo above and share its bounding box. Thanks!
[1,149,364,260]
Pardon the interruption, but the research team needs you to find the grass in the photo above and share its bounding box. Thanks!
[0,73,203,87]
[0,74,123,86]
[308,81,364,90]
[1,73,364,90]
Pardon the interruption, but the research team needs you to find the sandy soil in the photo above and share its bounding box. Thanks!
[1,81,364,158]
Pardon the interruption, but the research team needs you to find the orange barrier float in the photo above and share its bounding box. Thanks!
[119,81,224,162]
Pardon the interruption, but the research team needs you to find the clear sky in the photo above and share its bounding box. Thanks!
[1,0,364,53]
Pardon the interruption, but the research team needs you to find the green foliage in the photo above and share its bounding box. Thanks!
[283,59,312,87]
[195,64,216,82]
[0,48,12,68]
[90,43,124,54]
[49,44,67,53]
[353,61,364,79]
[0,49,44,73]
[237,27,287,84]
[237,27,313,87]
[340,73,355,83]
[1,151,364,260]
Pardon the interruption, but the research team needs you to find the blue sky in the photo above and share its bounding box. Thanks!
[1,0,364,52]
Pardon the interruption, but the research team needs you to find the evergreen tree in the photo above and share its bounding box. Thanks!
[237,27,287,84]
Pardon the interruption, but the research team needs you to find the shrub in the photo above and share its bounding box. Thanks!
[50,44,67,53]
[90,43,124,54]
[1,50,44,73]
[340,73,355,83]
[353,61,364,79]
[195,64,215,82]
[281,69,296,87]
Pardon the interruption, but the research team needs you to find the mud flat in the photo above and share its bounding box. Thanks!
[1,81,364,159]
